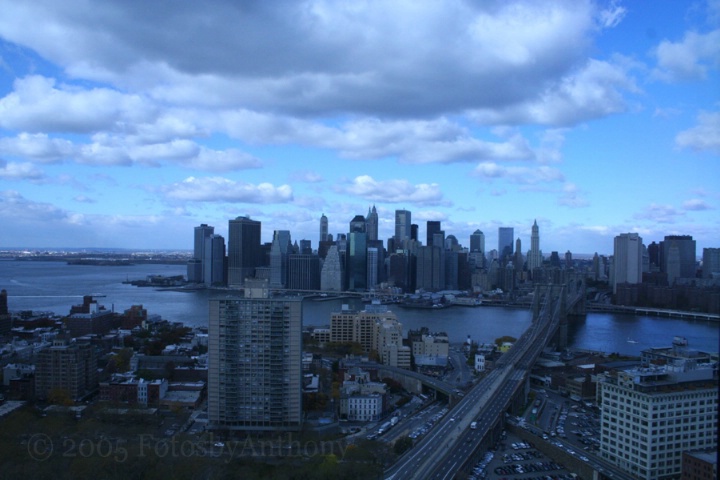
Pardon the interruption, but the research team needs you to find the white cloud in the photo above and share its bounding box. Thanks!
[0,132,75,163]
[633,203,685,224]
[0,75,154,133]
[472,162,565,184]
[161,176,293,203]
[0,160,44,180]
[652,29,720,82]
[468,57,638,126]
[338,175,448,206]
[598,1,627,29]
[675,111,720,155]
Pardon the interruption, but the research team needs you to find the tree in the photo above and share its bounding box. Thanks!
[393,436,413,455]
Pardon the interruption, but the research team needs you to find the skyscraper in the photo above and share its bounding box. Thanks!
[426,221,442,247]
[227,216,261,287]
[527,220,543,271]
[613,233,643,294]
[470,229,485,253]
[208,287,302,432]
[366,205,379,241]
[319,214,328,243]
[189,224,214,283]
[349,214,366,234]
[320,245,344,291]
[348,231,367,291]
[702,247,720,279]
[661,235,696,283]
[270,230,291,288]
[498,227,514,262]
[395,209,411,247]
[203,234,226,286]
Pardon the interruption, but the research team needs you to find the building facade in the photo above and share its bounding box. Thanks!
[613,232,643,294]
[208,292,303,431]
[227,216,261,287]
[597,344,718,480]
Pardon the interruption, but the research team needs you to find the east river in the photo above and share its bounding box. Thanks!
[1,260,717,355]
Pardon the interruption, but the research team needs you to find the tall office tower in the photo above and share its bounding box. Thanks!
[320,245,344,291]
[349,214,366,234]
[299,239,312,255]
[366,247,379,289]
[613,233,643,294]
[203,234,226,286]
[427,221,442,247]
[35,338,97,401]
[598,342,717,480]
[288,254,320,290]
[270,230,292,288]
[702,247,720,278]
[188,224,214,283]
[388,252,409,292]
[395,209,412,246]
[527,220,543,271]
[366,205,379,241]
[514,238,523,272]
[647,241,661,271]
[410,223,418,242]
[415,245,443,291]
[498,227,514,262]
[208,289,303,432]
[348,231,367,291]
[445,249,459,290]
[470,229,485,253]
[565,250,572,269]
[661,235,696,283]
[319,214,329,243]
[227,216,261,287]
[445,235,458,250]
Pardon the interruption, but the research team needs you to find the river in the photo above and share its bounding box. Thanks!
[1,260,717,355]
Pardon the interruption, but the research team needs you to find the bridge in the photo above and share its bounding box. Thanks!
[385,278,589,480]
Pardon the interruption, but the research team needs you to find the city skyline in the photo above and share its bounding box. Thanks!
[0,1,718,254]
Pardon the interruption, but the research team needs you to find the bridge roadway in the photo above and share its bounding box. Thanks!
[386,286,562,480]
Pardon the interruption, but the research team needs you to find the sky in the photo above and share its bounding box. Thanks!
[0,0,718,256]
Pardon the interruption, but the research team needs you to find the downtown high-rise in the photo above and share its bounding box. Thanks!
[208,284,303,432]
[613,232,643,294]
[227,216,261,287]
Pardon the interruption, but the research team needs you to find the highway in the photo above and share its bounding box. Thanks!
[386,286,563,480]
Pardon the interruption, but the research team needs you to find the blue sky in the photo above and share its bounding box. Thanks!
[0,0,718,255]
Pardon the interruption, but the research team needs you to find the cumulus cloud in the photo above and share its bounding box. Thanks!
[675,111,720,155]
[0,132,75,163]
[469,57,638,126]
[0,75,153,133]
[652,29,720,82]
[337,175,448,206]
[0,1,609,119]
[472,162,565,184]
[0,160,44,180]
[161,176,293,203]
[0,190,75,222]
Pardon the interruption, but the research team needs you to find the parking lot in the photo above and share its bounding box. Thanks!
[466,431,579,480]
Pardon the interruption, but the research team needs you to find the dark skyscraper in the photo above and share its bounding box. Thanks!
[498,227,514,262]
[227,216,261,287]
[661,235,696,282]
[395,209,411,246]
[350,214,366,233]
[348,231,367,291]
[427,221,442,247]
